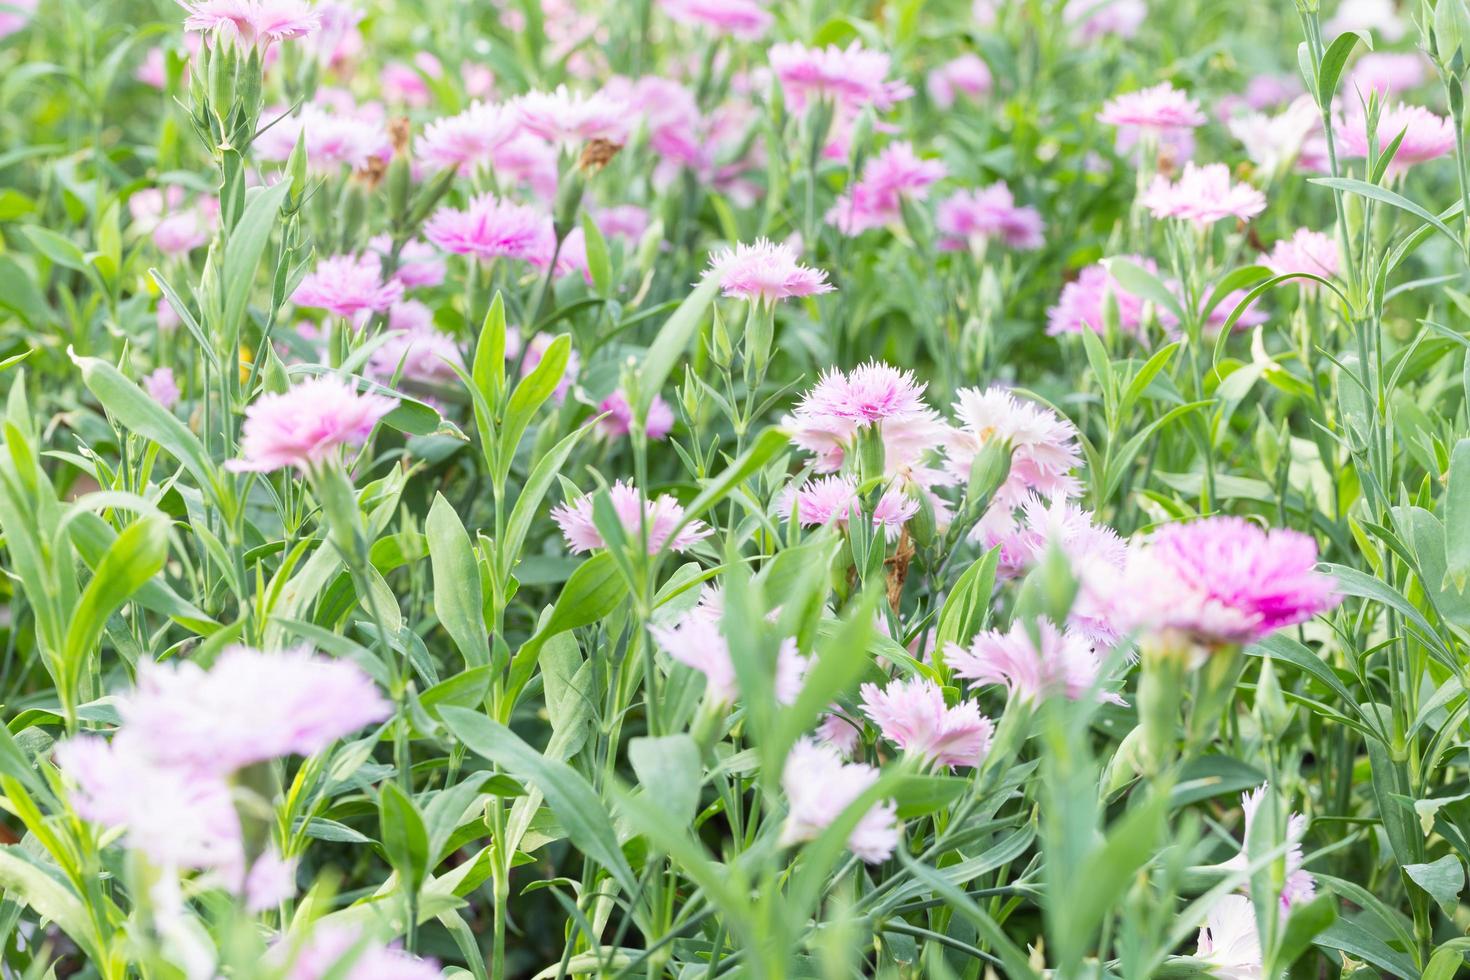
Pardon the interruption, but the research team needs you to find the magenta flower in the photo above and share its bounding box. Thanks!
[229,375,396,473]
[787,475,918,538]
[651,606,806,705]
[936,184,1045,252]
[144,367,181,410]
[1139,162,1266,226]
[658,0,772,39]
[949,619,1123,705]
[292,254,404,320]
[945,386,1082,509]
[1118,516,1340,646]
[779,738,899,864]
[551,480,712,555]
[827,141,946,235]
[1348,52,1428,96]
[1098,83,1206,132]
[709,238,834,304]
[1264,228,1340,291]
[785,361,947,476]
[423,193,554,264]
[926,54,992,109]
[598,389,674,440]
[860,677,994,769]
[769,41,913,115]
[415,100,520,175]
[178,0,320,49]
[1047,256,1175,336]
[1337,102,1455,172]
[515,85,632,146]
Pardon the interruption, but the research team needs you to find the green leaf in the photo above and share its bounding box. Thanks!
[1316,30,1370,104]
[1104,256,1188,326]
[1270,893,1337,974]
[0,849,99,962]
[1314,919,1417,978]
[497,333,570,474]
[471,292,507,411]
[502,417,600,570]
[1312,177,1458,245]
[19,226,89,272]
[221,179,293,347]
[581,211,612,295]
[934,547,1000,659]
[636,274,721,418]
[506,552,628,706]
[1444,440,1470,592]
[0,255,49,327]
[379,781,430,893]
[628,734,701,826]
[427,494,488,669]
[439,707,638,896]
[1405,854,1465,917]
[62,516,168,695]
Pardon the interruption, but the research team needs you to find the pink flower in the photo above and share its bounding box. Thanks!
[945,386,1082,509]
[658,0,772,39]
[598,389,674,440]
[926,54,991,109]
[136,46,170,89]
[369,303,463,384]
[153,210,211,255]
[256,102,391,173]
[1337,102,1455,171]
[785,361,948,476]
[0,0,36,38]
[860,677,994,769]
[144,367,181,410]
[505,331,580,402]
[1065,0,1145,40]
[1348,52,1428,96]
[1098,83,1206,131]
[178,0,320,49]
[293,254,404,320]
[244,849,297,912]
[1194,895,1264,980]
[423,193,553,263]
[1264,228,1340,291]
[1047,256,1175,336]
[368,236,446,290]
[493,133,560,200]
[710,238,834,303]
[516,85,632,146]
[769,42,913,115]
[949,619,1122,705]
[651,607,806,705]
[229,375,396,473]
[415,100,520,175]
[1118,516,1341,646]
[595,205,650,241]
[1326,0,1405,41]
[1139,162,1266,226]
[936,184,1045,252]
[1003,495,1130,642]
[827,141,946,235]
[1220,784,1315,910]
[1202,287,1268,334]
[302,1,362,68]
[382,54,439,107]
[779,738,899,864]
[277,923,441,980]
[551,480,712,554]
[1229,96,1330,174]
[788,475,918,538]
[116,645,390,774]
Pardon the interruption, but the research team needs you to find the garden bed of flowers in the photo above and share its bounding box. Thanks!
[3,0,1470,976]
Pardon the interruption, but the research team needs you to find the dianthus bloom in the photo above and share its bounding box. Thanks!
[276,923,441,980]
[369,303,463,385]
[768,41,913,114]
[1229,96,1329,174]
[1139,162,1266,226]
[1264,228,1340,291]
[144,367,181,410]
[651,606,806,705]
[779,738,900,864]
[1193,895,1263,980]
[598,389,674,440]
[949,619,1123,705]
[945,386,1083,509]
[709,239,833,303]
[785,361,947,476]
[1337,102,1455,172]
[515,85,632,146]
[926,54,991,109]
[292,254,404,320]
[828,142,946,235]
[1047,256,1174,336]
[153,210,212,255]
[1325,0,1405,40]
[551,481,711,554]
[1220,785,1316,910]
[256,102,390,173]
[1065,0,1145,40]
[368,236,446,290]
[423,193,553,264]
[178,0,320,49]
[415,100,520,175]
[787,475,918,538]
[1118,516,1340,647]
[936,184,1045,252]
[860,677,994,769]
[0,0,37,38]
[1098,82,1206,132]
[658,0,771,39]
[229,375,396,473]
[595,205,650,241]
[1349,52,1428,96]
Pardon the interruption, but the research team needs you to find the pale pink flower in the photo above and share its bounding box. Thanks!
[302,1,361,68]
[551,480,712,554]
[136,46,170,89]
[651,607,806,705]
[935,184,1045,252]
[1202,287,1268,334]
[415,100,520,175]
[1337,102,1455,171]
[659,0,772,39]
[256,102,390,173]
[1139,162,1266,226]
[780,738,899,863]
[144,368,181,410]
[1194,895,1264,980]
[382,53,440,107]
[178,0,320,49]
[493,132,560,201]
[1047,256,1175,336]
[1326,0,1405,41]
[1229,96,1330,174]
[229,375,396,473]
[926,54,991,109]
[1117,516,1340,646]
[153,210,211,255]
[949,619,1123,705]
[945,386,1083,509]
[1220,784,1316,910]
[368,236,446,290]
[787,475,917,538]
[424,193,553,263]
[0,0,36,37]
[828,142,946,235]
[129,186,187,233]
[595,205,650,241]
[785,361,948,476]
[1264,229,1340,292]
[464,63,496,99]
[1098,83,1206,132]
[1065,0,1145,40]
[768,42,913,114]
[860,677,994,769]
[516,85,632,146]
[504,331,580,402]
[1014,495,1130,643]
[1243,74,1302,110]
[369,304,463,384]
[710,238,833,303]
[1348,52,1427,96]
[277,923,442,980]
[817,710,863,757]
[293,254,404,319]
[244,848,297,912]
[598,389,674,440]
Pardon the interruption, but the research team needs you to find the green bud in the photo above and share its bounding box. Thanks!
[552,167,586,240]
[710,305,734,369]
[855,426,886,484]
[742,301,775,384]
[905,482,937,549]
[966,438,1013,510]
[286,129,310,211]
[339,182,368,253]
[1037,540,1078,626]
[1253,655,1293,739]
[387,155,412,222]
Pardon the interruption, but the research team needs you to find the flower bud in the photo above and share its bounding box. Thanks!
[966,438,1012,509]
